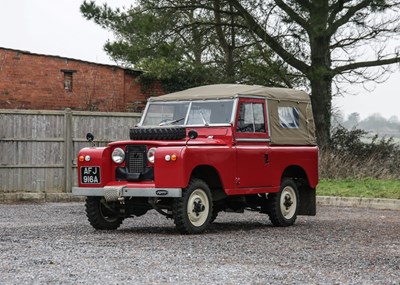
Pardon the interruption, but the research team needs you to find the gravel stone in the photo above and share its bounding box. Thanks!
[0,203,399,285]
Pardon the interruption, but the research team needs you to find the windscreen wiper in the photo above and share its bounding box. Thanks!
[159,117,185,126]
[199,111,209,126]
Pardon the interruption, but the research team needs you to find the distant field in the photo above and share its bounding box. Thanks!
[361,135,400,145]
[317,178,400,199]
[386,136,400,145]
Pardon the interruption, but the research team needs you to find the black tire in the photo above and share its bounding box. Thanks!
[173,178,213,234]
[130,127,186,140]
[85,197,124,230]
[210,209,219,223]
[267,178,299,227]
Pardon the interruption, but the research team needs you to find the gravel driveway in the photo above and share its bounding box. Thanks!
[0,203,398,285]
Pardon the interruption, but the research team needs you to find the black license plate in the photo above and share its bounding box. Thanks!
[81,167,101,184]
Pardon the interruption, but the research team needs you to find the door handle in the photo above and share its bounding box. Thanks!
[264,154,269,164]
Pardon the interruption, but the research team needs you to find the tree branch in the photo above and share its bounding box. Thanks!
[293,0,312,11]
[333,56,400,74]
[327,0,347,25]
[274,0,310,30]
[331,27,392,50]
[250,33,294,88]
[228,0,310,74]
[328,0,374,34]
[147,3,241,17]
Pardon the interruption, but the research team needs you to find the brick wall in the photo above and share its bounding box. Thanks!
[0,47,163,112]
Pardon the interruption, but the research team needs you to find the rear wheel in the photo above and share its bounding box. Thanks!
[267,178,299,227]
[85,197,124,230]
[173,179,213,234]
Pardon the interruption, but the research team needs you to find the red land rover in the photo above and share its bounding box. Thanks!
[72,84,318,234]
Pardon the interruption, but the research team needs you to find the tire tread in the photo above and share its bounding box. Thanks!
[173,178,213,234]
[85,197,123,230]
[267,178,299,227]
[130,127,186,140]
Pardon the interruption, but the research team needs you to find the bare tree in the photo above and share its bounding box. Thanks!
[228,0,400,146]
[82,0,400,146]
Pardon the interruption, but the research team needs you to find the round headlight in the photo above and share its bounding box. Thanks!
[147,147,156,164]
[112,148,125,164]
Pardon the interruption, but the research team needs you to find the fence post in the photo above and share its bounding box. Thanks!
[64,108,73,193]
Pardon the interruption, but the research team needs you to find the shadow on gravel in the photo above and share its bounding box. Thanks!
[107,220,274,236]
[208,221,271,233]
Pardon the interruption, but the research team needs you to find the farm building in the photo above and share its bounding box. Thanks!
[0,47,163,112]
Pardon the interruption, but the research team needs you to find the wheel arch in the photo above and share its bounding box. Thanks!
[281,165,316,216]
[191,165,227,202]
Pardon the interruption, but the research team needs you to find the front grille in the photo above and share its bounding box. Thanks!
[126,145,147,174]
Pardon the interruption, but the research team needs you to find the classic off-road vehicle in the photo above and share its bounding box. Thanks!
[73,84,318,234]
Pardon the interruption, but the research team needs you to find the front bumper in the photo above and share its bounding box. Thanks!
[72,186,182,199]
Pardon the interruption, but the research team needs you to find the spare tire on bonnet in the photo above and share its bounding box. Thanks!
[130,127,187,140]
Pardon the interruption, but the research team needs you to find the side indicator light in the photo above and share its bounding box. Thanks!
[165,154,177,162]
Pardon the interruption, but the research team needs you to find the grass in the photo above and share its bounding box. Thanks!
[317,178,400,199]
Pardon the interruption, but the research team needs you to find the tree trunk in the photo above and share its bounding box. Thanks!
[305,2,333,148]
[307,3,332,148]
[310,76,332,148]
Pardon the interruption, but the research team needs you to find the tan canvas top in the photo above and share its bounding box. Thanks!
[148,84,316,145]
[149,84,310,103]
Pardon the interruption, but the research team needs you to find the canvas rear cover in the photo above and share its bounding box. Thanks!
[266,98,316,145]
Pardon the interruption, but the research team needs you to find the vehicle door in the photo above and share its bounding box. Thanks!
[234,98,272,188]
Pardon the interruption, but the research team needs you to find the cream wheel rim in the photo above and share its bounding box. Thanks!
[280,186,297,219]
[187,189,210,227]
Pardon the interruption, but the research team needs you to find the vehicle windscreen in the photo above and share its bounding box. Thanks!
[141,100,234,126]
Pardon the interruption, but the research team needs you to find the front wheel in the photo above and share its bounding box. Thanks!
[267,178,299,227]
[173,179,213,234]
[85,197,124,230]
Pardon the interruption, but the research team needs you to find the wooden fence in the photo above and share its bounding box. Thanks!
[0,109,141,200]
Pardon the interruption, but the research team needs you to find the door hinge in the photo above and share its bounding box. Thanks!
[235,177,241,185]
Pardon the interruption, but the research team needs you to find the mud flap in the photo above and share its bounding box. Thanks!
[298,187,316,216]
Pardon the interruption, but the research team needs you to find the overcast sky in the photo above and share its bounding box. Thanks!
[1,0,399,120]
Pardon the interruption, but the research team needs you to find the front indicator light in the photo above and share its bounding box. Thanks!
[165,154,177,162]
[79,155,92,162]
[112,148,125,164]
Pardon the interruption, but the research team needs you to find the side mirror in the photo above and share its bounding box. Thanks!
[86,133,94,142]
[188,130,198,140]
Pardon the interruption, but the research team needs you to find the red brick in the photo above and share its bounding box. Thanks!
[0,47,164,112]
